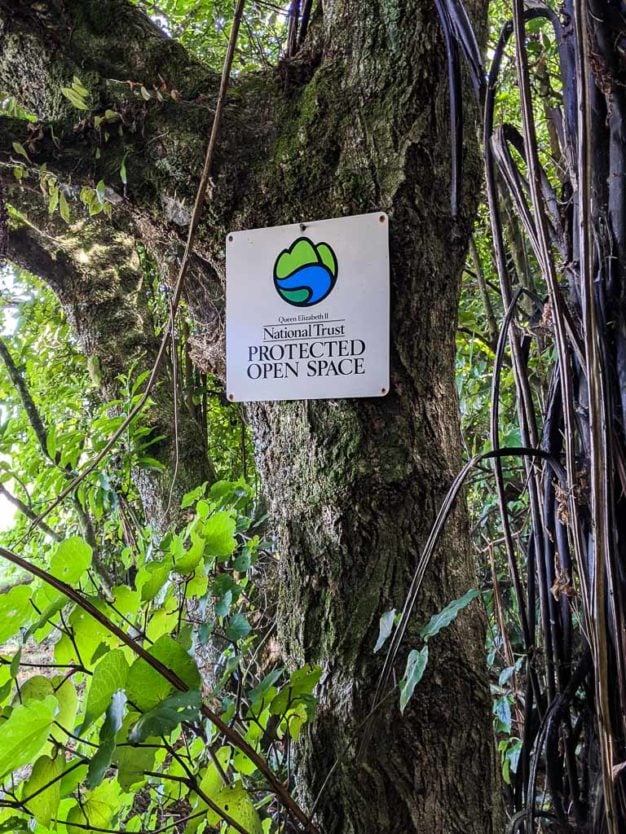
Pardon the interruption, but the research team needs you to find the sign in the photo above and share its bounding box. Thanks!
[226,212,389,402]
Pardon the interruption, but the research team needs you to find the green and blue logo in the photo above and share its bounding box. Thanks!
[273,237,338,307]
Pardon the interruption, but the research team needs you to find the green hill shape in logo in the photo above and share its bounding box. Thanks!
[273,237,338,307]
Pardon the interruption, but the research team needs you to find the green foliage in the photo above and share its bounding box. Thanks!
[61,76,91,111]
[21,754,64,826]
[83,650,129,731]
[0,696,58,780]
[395,589,480,714]
[419,588,480,642]
[135,0,288,71]
[399,646,428,715]
[49,536,92,584]
[0,486,320,833]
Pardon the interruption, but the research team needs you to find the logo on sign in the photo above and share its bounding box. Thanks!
[273,237,338,307]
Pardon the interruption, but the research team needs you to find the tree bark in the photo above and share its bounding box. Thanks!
[0,0,501,831]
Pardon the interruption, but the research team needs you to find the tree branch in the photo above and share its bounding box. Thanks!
[0,336,51,460]
[0,483,61,542]
[0,0,217,123]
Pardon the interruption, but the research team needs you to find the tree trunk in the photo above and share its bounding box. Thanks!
[0,0,500,830]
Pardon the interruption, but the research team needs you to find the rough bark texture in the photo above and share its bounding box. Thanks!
[0,0,501,831]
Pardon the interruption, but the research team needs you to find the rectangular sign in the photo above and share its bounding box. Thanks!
[226,212,389,402]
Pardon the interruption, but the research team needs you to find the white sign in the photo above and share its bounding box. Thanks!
[226,212,389,402]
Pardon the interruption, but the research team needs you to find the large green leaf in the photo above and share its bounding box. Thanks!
[49,536,92,585]
[373,609,396,654]
[203,511,237,558]
[83,650,129,730]
[0,696,58,780]
[57,602,116,667]
[270,665,322,716]
[87,691,127,788]
[129,691,201,742]
[136,559,172,601]
[173,530,205,574]
[115,735,155,791]
[21,755,64,826]
[399,646,429,714]
[419,589,480,642]
[225,612,251,642]
[17,674,54,703]
[65,780,123,832]
[51,675,78,743]
[205,785,263,834]
[0,584,33,644]
[126,635,201,712]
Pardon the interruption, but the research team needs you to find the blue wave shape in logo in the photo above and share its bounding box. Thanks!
[275,264,334,306]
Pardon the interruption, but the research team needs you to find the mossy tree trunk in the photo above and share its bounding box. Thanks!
[1,0,500,830]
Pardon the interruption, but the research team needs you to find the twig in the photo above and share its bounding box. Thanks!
[0,483,60,541]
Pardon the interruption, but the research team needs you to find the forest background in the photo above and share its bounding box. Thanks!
[0,0,624,833]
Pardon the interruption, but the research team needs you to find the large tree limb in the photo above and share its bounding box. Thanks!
[0,0,217,123]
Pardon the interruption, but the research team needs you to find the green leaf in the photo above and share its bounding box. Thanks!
[72,76,89,97]
[0,584,33,644]
[116,738,155,791]
[205,785,263,834]
[226,612,251,642]
[136,559,171,601]
[494,696,512,732]
[59,191,70,223]
[49,536,92,585]
[83,650,129,731]
[203,511,237,558]
[21,754,64,826]
[18,674,54,704]
[128,691,201,742]
[173,530,205,574]
[60,602,115,667]
[181,484,206,508]
[95,179,106,205]
[66,780,122,832]
[87,691,126,788]
[399,646,429,714]
[126,635,201,712]
[284,701,308,740]
[269,665,322,716]
[373,609,396,653]
[215,589,233,618]
[248,669,282,705]
[50,675,78,742]
[11,141,30,162]
[419,589,479,642]
[61,86,88,110]
[48,185,59,215]
[26,594,66,639]
[0,696,58,780]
